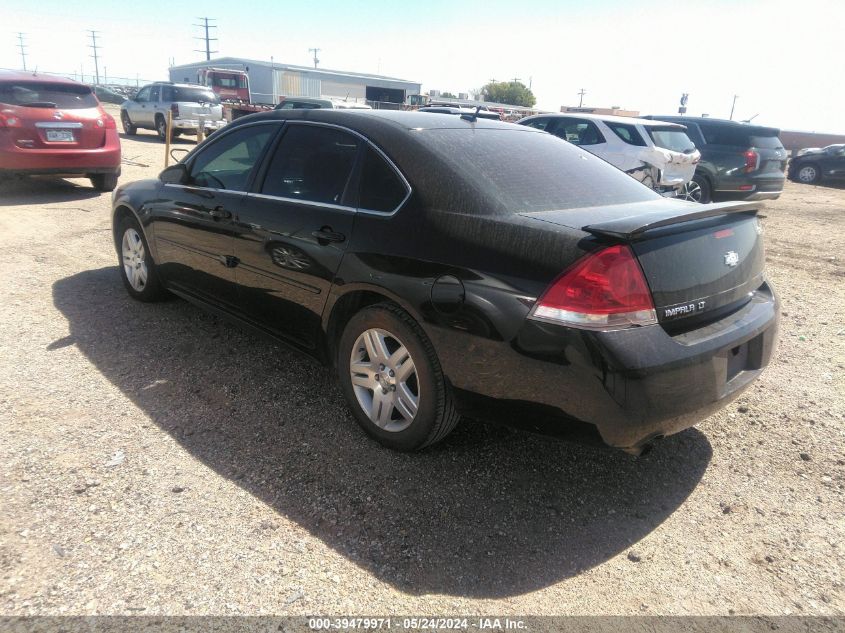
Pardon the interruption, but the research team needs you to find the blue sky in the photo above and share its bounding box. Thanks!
[3,0,842,133]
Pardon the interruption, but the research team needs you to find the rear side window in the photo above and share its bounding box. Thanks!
[648,128,696,153]
[261,124,359,205]
[0,81,98,109]
[358,146,408,213]
[606,122,647,146]
[548,119,605,146]
[189,124,275,191]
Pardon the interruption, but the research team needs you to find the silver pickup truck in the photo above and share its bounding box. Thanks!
[120,82,226,141]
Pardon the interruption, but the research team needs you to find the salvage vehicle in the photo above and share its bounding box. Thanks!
[274,97,372,110]
[643,116,786,203]
[120,82,227,142]
[111,110,779,455]
[788,144,845,184]
[0,70,121,191]
[518,113,700,199]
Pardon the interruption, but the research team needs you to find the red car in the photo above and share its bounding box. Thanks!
[0,70,121,191]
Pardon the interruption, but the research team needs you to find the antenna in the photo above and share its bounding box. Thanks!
[16,32,27,71]
[730,94,739,120]
[309,47,321,68]
[87,30,101,84]
[577,88,586,107]
[194,17,218,60]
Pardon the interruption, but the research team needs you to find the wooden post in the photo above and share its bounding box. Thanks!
[164,110,173,167]
[197,115,205,144]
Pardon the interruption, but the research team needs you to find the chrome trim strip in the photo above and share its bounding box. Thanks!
[35,122,84,128]
[246,192,356,213]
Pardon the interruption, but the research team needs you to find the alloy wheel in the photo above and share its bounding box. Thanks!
[121,228,148,292]
[798,166,818,183]
[349,328,419,432]
[680,180,702,202]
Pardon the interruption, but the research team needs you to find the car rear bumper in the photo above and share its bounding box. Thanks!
[715,175,785,201]
[429,282,779,453]
[172,118,227,133]
[0,132,121,175]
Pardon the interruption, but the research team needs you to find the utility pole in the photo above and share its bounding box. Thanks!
[194,17,218,60]
[309,47,321,68]
[87,30,101,84]
[729,94,739,120]
[16,32,27,71]
[577,88,586,107]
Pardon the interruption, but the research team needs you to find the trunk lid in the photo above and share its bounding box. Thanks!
[521,199,765,328]
[5,104,106,150]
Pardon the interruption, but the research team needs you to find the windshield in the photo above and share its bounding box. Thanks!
[210,75,247,89]
[417,128,660,213]
[648,127,696,153]
[0,81,98,108]
[171,87,219,103]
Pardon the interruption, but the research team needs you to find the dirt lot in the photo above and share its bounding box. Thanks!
[1,110,843,617]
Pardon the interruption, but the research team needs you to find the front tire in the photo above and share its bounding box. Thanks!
[337,303,460,451]
[796,164,820,184]
[117,215,168,302]
[120,111,137,136]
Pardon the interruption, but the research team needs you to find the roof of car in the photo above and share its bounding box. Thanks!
[522,112,685,129]
[644,115,780,135]
[230,108,527,132]
[147,81,212,89]
[0,70,82,85]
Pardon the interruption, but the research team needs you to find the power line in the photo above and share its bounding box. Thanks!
[87,30,101,84]
[194,17,218,60]
[16,32,27,71]
[309,47,321,68]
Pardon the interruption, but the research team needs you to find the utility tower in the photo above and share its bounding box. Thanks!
[194,17,218,60]
[16,33,27,71]
[87,30,101,84]
[577,88,586,107]
[309,47,321,68]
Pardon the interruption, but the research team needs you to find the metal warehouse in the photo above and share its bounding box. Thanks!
[169,57,421,107]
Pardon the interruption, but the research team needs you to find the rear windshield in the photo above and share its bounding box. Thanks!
[749,135,784,150]
[648,127,696,153]
[166,86,219,103]
[417,128,660,213]
[0,81,98,109]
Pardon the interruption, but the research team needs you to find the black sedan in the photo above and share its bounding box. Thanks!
[111,109,779,455]
[788,144,845,184]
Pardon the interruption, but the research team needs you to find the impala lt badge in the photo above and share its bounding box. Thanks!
[724,251,739,267]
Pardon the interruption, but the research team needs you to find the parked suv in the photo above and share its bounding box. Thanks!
[788,144,845,184]
[518,113,700,198]
[120,82,226,141]
[0,70,121,191]
[643,116,787,203]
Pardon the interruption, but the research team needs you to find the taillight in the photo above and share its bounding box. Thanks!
[530,244,657,330]
[171,103,180,118]
[103,113,116,129]
[744,150,760,173]
[0,112,22,129]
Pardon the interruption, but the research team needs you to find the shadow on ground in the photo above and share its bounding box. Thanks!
[53,267,712,598]
[0,176,103,207]
[119,132,199,146]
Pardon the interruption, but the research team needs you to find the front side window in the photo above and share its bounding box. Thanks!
[260,125,359,205]
[606,122,647,146]
[358,146,408,213]
[549,119,605,146]
[188,124,275,191]
[0,82,98,109]
[134,86,151,102]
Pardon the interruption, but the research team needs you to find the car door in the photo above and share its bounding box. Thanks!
[232,122,362,350]
[824,146,845,178]
[148,85,161,126]
[151,122,278,309]
[128,85,151,127]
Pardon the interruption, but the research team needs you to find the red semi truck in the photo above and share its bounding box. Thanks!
[193,67,273,121]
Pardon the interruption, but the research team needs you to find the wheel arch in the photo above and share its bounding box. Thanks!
[112,203,158,260]
[321,285,424,368]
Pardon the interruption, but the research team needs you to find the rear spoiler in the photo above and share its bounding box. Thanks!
[582,201,761,240]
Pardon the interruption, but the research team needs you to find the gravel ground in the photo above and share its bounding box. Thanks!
[1,112,843,617]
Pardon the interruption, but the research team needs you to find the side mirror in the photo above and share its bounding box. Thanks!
[170,148,190,163]
[159,163,188,185]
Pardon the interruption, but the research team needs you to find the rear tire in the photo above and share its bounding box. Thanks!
[120,111,137,136]
[90,172,118,192]
[337,303,460,451]
[116,214,169,302]
[155,115,173,142]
